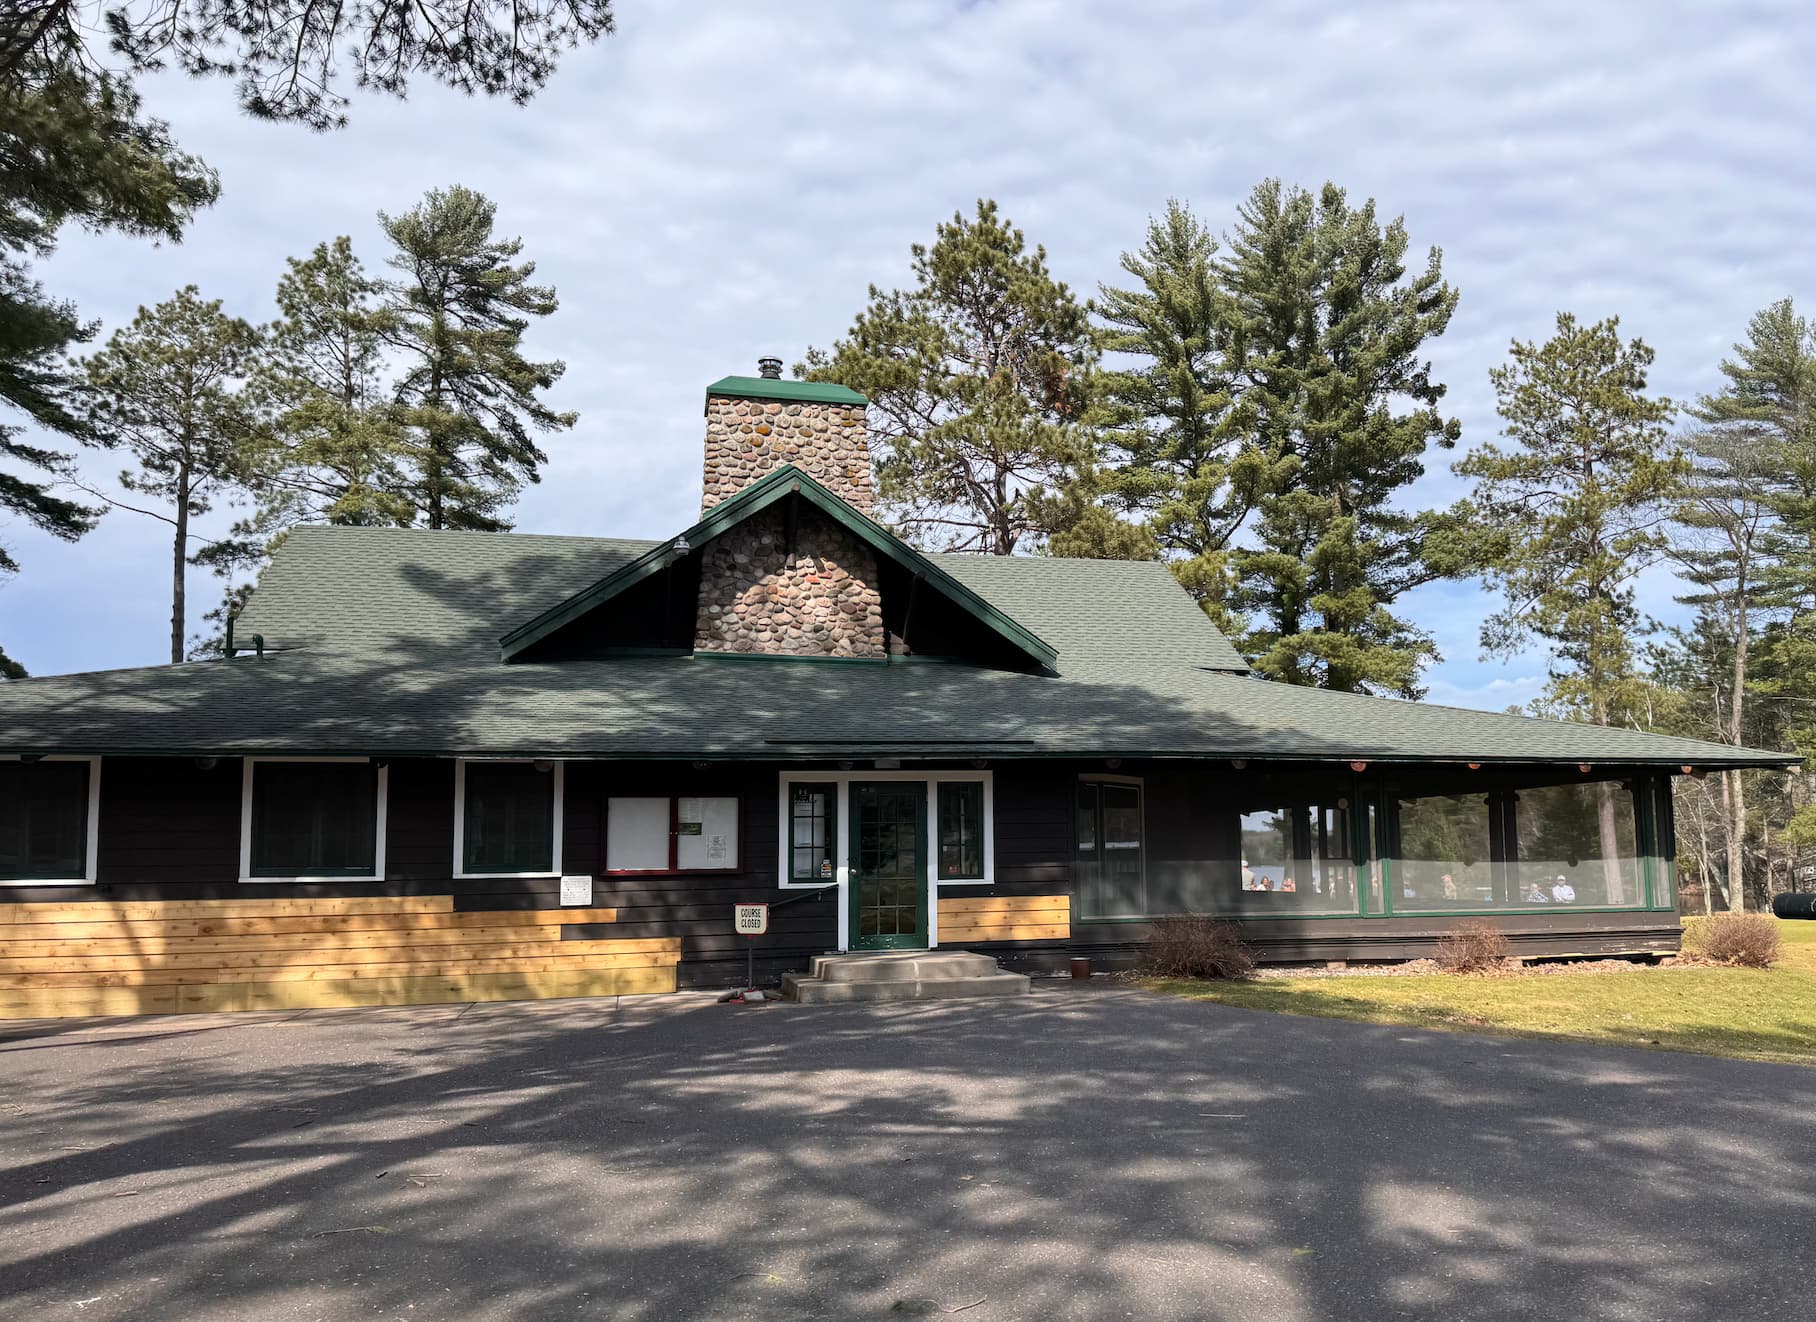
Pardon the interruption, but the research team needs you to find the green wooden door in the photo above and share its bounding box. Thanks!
[850,782,928,950]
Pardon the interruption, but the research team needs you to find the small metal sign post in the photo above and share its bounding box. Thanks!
[718,903,771,1003]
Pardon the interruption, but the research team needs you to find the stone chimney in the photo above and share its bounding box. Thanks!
[701,359,874,514]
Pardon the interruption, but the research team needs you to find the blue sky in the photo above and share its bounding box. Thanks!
[5,0,1813,707]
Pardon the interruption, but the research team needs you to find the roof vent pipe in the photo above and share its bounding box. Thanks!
[756,355,783,380]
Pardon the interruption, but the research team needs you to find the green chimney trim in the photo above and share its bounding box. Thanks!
[704,376,868,410]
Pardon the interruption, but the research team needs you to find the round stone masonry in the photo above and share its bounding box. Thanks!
[701,396,876,515]
[693,505,886,658]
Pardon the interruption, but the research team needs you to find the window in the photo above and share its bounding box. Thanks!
[605,795,740,873]
[1233,799,1362,915]
[789,782,837,882]
[457,760,561,877]
[1077,778,1145,918]
[1508,781,1642,907]
[243,759,385,881]
[0,757,99,885]
[936,780,987,881]
[1393,792,1498,909]
[1387,780,1644,910]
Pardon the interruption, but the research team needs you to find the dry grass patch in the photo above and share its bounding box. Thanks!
[1147,917,1816,1067]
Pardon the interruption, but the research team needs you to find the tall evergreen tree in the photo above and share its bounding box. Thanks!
[1664,305,1816,910]
[801,200,1099,555]
[380,186,574,531]
[243,237,412,533]
[1087,199,1256,620]
[75,286,261,662]
[1218,181,1467,696]
[1698,299,1816,895]
[1458,313,1683,904]
[1,54,216,666]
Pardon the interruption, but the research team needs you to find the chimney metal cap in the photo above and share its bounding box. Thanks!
[756,355,783,380]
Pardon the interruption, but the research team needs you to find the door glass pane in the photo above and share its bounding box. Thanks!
[855,785,922,944]
[251,762,377,876]
[464,762,555,874]
[938,781,985,879]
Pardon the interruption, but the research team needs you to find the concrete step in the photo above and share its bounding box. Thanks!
[781,970,1032,1005]
[781,949,1033,1004]
[807,951,1001,984]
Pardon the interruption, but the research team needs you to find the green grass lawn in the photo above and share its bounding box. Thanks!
[1147,917,1816,1067]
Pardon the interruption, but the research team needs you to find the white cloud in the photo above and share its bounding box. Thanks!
[6,0,1814,684]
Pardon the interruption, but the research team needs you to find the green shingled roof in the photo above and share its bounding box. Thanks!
[704,376,866,407]
[0,507,1793,769]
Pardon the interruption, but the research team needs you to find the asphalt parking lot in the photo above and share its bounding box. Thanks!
[3,983,1812,1320]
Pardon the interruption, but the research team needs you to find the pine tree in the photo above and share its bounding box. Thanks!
[76,286,262,663]
[0,55,216,666]
[1665,303,1816,910]
[1218,181,1467,696]
[1459,313,1684,905]
[1697,299,1816,901]
[3,2,617,131]
[380,186,574,531]
[1087,200,1255,620]
[801,200,1099,555]
[245,238,412,529]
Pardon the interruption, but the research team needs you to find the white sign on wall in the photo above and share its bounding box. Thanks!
[733,903,769,936]
[560,875,594,907]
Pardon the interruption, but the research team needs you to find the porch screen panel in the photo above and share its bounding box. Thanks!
[1231,800,1361,915]
[0,760,90,881]
[1510,781,1641,907]
[1077,780,1146,918]
[464,762,555,874]
[1392,792,1497,909]
[250,761,378,877]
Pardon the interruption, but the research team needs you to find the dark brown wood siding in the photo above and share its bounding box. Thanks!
[3,755,1684,984]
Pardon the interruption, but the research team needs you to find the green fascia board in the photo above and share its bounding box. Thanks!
[704,376,867,408]
[498,464,1060,670]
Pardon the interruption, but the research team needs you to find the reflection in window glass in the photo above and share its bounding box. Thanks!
[1234,800,1360,914]
[1513,782,1640,907]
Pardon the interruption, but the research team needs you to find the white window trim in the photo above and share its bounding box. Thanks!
[452,758,565,879]
[0,754,102,888]
[777,770,994,951]
[240,757,387,884]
